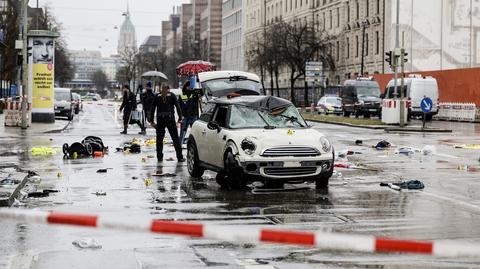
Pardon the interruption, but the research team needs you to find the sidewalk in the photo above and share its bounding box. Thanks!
[0,115,71,138]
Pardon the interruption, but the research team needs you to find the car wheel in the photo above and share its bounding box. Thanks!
[364,112,371,118]
[224,151,246,189]
[85,143,93,156]
[343,110,350,117]
[315,153,334,189]
[68,112,73,121]
[354,110,360,118]
[187,141,205,178]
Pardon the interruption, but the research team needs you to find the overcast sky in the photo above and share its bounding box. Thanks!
[37,0,190,57]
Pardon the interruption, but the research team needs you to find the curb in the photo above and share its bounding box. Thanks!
[1,209,480,258]
[384,127,453,133]
[0,173,29,207]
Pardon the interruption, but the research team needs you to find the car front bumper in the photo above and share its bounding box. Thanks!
[237,155,333,179]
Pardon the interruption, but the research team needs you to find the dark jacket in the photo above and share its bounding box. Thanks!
[179,92,199,117]
[120,91,136,111]
[141,90,156,112]
[150,93,182,122]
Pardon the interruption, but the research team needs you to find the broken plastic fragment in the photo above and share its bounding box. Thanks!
[72,238,102,249]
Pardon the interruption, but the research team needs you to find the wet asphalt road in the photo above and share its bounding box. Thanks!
[1,100,480,268]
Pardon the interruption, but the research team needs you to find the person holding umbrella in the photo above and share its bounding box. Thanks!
[148,85,185,162]
[139,82,156,135]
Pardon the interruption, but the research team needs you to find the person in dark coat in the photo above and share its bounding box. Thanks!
[119,84,136,134]
[149,85,184,162]
[140,81,156,135]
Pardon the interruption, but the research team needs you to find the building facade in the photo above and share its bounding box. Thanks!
[221,0,244,70]
[139,36,162,54]
[199,0,222,67]
[117,5,137,55]
[66,50,102,89]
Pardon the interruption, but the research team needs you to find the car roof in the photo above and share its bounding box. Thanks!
[210,95,292,111]
[198,70,260,83]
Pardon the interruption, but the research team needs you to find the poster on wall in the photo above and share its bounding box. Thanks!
[29,36,54,109]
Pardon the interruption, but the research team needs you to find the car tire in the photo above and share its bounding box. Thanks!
[354,110,360,118]
[343,110,350,117]
[85,143,93,156]
[315,153,334,189]
[187,141,205,178]
[224,151,246,189]
[68,112,73,121]
[215,171,228,188]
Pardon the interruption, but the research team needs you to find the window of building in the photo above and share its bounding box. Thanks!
[356,1,359,20]
[329,10,332,29]
[346,37,350,58]
[295,0,297,8]
[365,33,369,56]
[376,0,380,14]
[322,12,326,30]
[375,30,379,54]
[347,2,350,22]
[355,35,359,57]
[336,7,340,27]
[366,0,369,17]
[336,40,340,60]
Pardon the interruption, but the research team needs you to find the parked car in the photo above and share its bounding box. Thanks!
[72,93,83,114]
[197,71,262,105]
[384,75,439,121]
[341,78,382,118]
[187,95,335,189]
[317,96,343,115]
[54,88,74,120]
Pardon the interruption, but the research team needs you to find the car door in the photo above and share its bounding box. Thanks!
[195,103,215,162]
[205,105,230,168]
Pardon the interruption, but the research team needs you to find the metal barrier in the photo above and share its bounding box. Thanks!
[434,102,477,122]
[3,101,31,127]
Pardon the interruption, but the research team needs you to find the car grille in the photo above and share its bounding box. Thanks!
[263,167,317,176]
[261,147,320,157]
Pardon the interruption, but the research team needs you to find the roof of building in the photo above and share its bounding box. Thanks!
[142,36,161,46]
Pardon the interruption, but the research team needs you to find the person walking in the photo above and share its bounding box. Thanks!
[178,81,199,145]
[149,85,185,162]
[119,84,137,134]
[140,82,156,135]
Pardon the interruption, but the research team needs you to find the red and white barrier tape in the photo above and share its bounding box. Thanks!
[0,209,478,258]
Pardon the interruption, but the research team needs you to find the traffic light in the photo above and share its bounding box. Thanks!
[402,51,408,63]
[385,51,394,68]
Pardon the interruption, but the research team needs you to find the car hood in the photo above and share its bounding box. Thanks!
[227,127,326,149]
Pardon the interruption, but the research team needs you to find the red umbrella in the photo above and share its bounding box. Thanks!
[176,60,216,76]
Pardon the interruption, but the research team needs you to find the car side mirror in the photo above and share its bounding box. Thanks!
[207,121,221,132]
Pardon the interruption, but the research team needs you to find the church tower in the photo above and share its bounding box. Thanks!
[117,2,137,55]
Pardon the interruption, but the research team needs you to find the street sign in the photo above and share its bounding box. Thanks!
[421,97,433,113]
[305,61,323,84]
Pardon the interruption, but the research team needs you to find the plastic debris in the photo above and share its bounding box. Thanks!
[166,157,174,161]
[31,147,60,156]
[394,147,419,156]
[72,238,102,249]
[421,145,436,156]
[57,172,62,178]
[28,176,41,184]
[96,169,108,173]
[132,176,138,180]
[144,178,152,186]
[0,176,20,185]
[42,189,59,194]
[374,140,392,150]
[152,173,177,177]
[27,191,49,198]
[380,180,425,190]
[453,144,480,149]
[355,140,363,145]
[93,191,106,196]
[144,138,156,146]
[141,157,147,163]
[93,151,103,157]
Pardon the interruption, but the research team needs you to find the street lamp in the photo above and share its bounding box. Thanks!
[360,19,370,76]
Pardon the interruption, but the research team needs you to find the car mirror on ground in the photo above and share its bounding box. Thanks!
[207,121,221,132]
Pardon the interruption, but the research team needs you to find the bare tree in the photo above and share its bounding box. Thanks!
[91,69,107,94]
[0,0,19,85]
[118,47,137,85]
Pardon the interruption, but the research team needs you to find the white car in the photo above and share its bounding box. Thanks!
[187,95,334,189]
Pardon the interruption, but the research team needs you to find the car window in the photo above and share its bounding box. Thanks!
[55,91,70,101]
[386,86,407,98]
[212,106,229,127]
[199,103,215,122]
[326,97,342,105]
[202,78,262,97]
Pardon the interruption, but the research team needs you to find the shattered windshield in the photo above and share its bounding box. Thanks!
[229,105,307,129]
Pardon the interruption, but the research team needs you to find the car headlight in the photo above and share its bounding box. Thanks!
[241,137,257,155]
[320,136,332,152]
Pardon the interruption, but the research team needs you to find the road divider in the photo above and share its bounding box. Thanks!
[0,209,479,258]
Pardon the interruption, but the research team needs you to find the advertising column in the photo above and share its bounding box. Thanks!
[28,30,59,123]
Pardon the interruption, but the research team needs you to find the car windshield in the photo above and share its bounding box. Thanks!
[356,86,381,98]
[326,97,342,105]
[55,91,70,101]
[202,77,262,97]
[229,105,307,129]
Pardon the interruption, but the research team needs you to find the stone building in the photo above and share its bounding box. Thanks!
[221,0,244,70]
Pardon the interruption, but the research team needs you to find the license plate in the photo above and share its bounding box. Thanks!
[283,161,301,167]
[54,110,60,113]
[369,109,377,112]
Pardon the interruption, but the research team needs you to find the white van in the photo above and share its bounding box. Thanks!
[384,75,439,120]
